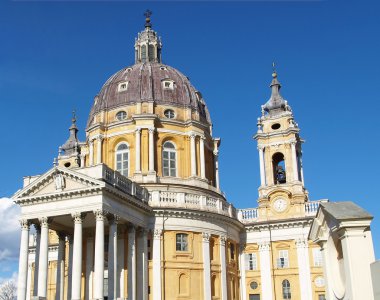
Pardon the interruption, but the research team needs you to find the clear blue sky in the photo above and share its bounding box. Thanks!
[1,0,379,280]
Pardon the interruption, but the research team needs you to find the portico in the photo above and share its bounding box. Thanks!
[14,164,152,300]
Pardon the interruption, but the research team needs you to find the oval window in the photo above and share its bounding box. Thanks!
[116,111,127,121]
[271,123,281,130]
[250,281,258,290]
[164,109,175,119]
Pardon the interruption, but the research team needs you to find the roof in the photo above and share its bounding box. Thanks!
[320,201,373,221]
[87,62,211,128]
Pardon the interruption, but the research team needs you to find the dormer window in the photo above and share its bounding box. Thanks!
[162,80,174,90]
[118,82,128,92]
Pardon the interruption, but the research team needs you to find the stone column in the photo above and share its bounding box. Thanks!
[152,229,162,300]
[258,146,266,186]
[108,216,119,300]
[190,134,197,177]
[85,236,94,300]
[135,128,141,173]
[291,142,299,181]
[72,213,85,300]
[89,139,94,166]
[296,238,312,300]
[200,135,206,179]
[137,229,148,300]
[202,233,211,300]
[67,236,73,300]
[94,210,106,300]
[26,263,32,300]
[148,128,155,173]
[33,225,41,297]
[239,245,247,300]
[214,151,220,189]
[37,217,50,298]
[55,233,66,300]
[96,136,103,165]
[127,226,136,300]
[79,154,86,168]
[17,219,30,300]
[258,241,273,300]
[117,228,126,299]
[219,236,228,300]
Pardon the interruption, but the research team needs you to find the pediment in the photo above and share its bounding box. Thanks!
[13,166,105,200]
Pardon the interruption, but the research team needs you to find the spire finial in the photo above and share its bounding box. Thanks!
[272,62,277,78]
[72,110,76,124]
[144,9,152,28]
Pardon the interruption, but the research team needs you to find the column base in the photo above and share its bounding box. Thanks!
[133,172,143,182]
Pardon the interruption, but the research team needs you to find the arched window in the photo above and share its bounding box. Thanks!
[141,45,147,62]
[148,44,155,61]
[162,141,176,177]
[273,152,286,184]
[176,233,188,251]
[115,143,129,177]
[282,280,291,299]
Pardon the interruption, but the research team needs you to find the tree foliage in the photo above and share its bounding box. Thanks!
[0,280,16,300]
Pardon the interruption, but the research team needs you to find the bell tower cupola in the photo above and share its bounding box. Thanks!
[254,68,308,220]
[134,10,162,63]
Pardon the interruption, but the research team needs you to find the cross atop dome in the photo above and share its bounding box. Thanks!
[144,9,152,28]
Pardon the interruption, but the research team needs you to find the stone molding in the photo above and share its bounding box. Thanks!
[39,217,52,227]
[295,238,308,248]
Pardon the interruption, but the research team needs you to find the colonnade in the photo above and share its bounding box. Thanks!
[17,211,149,300]
[86,130,221,190]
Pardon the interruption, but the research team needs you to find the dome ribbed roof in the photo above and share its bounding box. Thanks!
[87,62,211,127]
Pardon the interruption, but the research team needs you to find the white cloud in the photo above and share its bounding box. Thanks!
[0,272,18,287]
[0,198,21,263]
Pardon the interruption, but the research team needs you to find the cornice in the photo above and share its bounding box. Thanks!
[153,208,244,230]
[244,218,313,232]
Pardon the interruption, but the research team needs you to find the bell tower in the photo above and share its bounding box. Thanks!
[255,69,308,220]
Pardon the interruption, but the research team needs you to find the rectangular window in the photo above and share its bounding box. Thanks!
[176,233,188,251]
[318,295,326,300]
[230,243,235,260]
[249,295,260,300]
[277,250,289,268]
[313,248,323,267]
[245,253,258,270]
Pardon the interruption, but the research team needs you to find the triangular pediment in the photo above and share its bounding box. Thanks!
[13,166,105,200]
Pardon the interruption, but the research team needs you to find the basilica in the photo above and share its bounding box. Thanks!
[13,14,376,300]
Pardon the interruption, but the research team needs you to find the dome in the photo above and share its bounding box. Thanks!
[87,62,211,128]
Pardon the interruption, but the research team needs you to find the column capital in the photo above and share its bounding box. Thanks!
[93,209,108,221]
[148,127,155,134]
[153,229,162,240]
[202,232,210,242]
[135,127,142,134]
[19,219,30,230]
[128,225,136,234]
[258,241,270,251]
[97,135,104,142]
[257,144,265,150]
[200,135,206,141]
[72,212,86,224]
[189,133,196,139]
[57,232,66,241]
[108,214,120,225]
[295,238,308,248]
[39,217,52,227]
[219,235,227,245]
